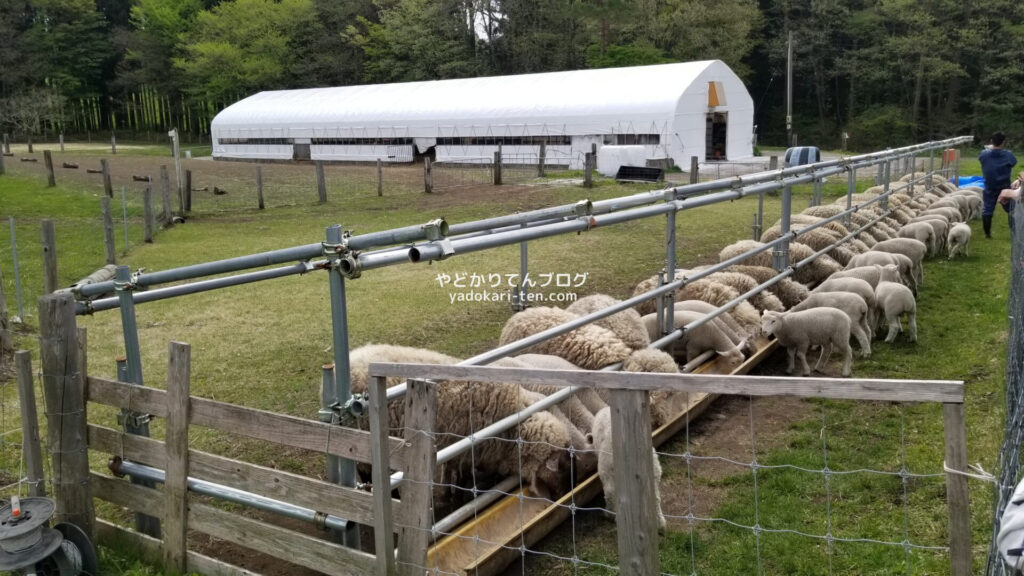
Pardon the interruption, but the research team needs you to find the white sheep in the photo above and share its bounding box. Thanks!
[705,271,785,312]
[812,276,878,334]
[723,265,810,309]
[921,206,963,223]
[641,311,746,368]
[673,300,751,353]
[633,276,762,336]
[845,251,916,293]
[567,294,650,350]
[830,264,902,289]
[499,306,633,369]
[621,347,688,429]
[790,291,872,358]
[871,238,928,288]
[761,309,852,377]
[718,239,841,287]
[896,222,937,257]
[908,217,950,254]
[514,353,608,416]
[947,223,972,259]
[874,281,917,343]
[589,407,666,532]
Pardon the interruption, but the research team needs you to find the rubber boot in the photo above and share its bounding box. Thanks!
[983,215,992,238]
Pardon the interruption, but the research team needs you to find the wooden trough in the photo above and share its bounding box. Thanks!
[426,336,778,575]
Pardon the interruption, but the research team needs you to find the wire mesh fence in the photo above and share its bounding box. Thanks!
[985,201,1024,576]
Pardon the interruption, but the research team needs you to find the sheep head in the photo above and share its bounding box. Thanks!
[761,310,784,336]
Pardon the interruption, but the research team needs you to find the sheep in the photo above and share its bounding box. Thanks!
[896,222,937,257]
[641,311,745,368]
[830,263,902,289]
[908,216,950,254]
[511,353,606,427]
[621,347,689,429]
[347,344,577,499]
[947,222,972,259]
[871,238,928,288]
[790,291,872,357]
[921,206,963,223]
[761,309,852,377]
[874,281,917,343]
[718,240,842,287]
[567,294,650,350]
[845,251,916,293]
[673,300,751,353]
[950,192,982,220]
[722,265,810,308]
[589,407,666,532]
[812,276,878,331]
[631,276,763,336]
[492,356,596,435]
[499,306,632,370]
[705,271,786,312]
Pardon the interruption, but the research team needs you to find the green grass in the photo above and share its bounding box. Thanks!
[0,149,1007,574]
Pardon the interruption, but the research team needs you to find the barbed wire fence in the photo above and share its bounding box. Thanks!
[985,201,1024,576]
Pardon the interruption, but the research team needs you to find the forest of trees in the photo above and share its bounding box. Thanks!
[1,0,1023,149]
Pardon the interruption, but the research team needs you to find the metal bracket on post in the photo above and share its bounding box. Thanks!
[773,184,792,272]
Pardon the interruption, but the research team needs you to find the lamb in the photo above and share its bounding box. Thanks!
[950,192,982,220]
[947,223,972,259]
[567,294,650,350]
[871,238,928,288]
[896,222,937,257]
[845,251,916,293]
[589,407,666,531]
[632,276,762,336]
[790,291,872,357]
[621,347,688,429]
[347,344,577,499]
[722,265,810,308]
[499,306,633,369]
[812,276,878,330]
[674,300,751,353]
[830,263,902,289]
[761,309,852,377]
[874,281,917,343]
[641,311,746,368]
[492,356,596,435]
[908,216,950,253]
[718,239,842,287]
[921,206,963,223]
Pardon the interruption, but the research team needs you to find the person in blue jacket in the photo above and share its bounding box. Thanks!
[980,131,1018,238]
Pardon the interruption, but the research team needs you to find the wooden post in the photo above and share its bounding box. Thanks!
[943,403,972,576]
[160,165,173,226]
[143,184,154,243]
[493,150,502,185]
[163,342,191,574]
[27,136,33,154]
[101,197,116,264]
[538,142,546,177]
[44,150,55,187]
[769,155,779,171]
[256,165,264,210]
[2,133,8,154]
[59,134,65,152]
[184,169,192,212]
[316,161,327,203]
[101,158,113,198]
[111,133,117,155]
[38,293,94,537]
[583,152,593,188]
[397,379,436,575]
[423,158,433,194]
[370,376,396,575]
[689,156,699,184]
[41,219,57,294]
[609,389,659,575]
[0,149,5,176]
[377,158,383,197]
[16,351,46,497]
[0,267,9,355]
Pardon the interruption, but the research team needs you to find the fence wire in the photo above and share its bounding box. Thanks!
[986,201,1024,576]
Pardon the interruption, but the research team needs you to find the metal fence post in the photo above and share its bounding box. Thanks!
[846,166,856,229]
[114,265,161,537]
[9,217,24,319]
[111,133,116,155]
[756,192,764,240]
[661,200,677,336]
[0,147,5,175]
[324,225,360,549]
[773,185,792,271]
[881,160,891,211]
[515,222,529,311]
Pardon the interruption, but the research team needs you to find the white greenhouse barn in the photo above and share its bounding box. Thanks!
[210,60,755,170]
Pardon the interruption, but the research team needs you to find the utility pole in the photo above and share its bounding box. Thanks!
[786,30,793,148]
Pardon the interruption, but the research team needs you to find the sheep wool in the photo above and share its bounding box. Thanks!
[761,309,852,377]
[567,294,651,350]
[722,265,810,309]
[641,311,745,368]
[947,223,972,259]
[499,306,633,370]
[874,281,917,343]
[590,407,666,531]
[791,290,872,358]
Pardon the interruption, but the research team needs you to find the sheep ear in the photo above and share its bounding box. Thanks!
[585,432,594,445]
[546,455,560,472]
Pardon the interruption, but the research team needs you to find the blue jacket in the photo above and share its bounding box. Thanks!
[980,147,1018,191]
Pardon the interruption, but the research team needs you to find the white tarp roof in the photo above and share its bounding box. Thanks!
[212,60,748,136]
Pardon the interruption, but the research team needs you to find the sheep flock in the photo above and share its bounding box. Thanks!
[348,172,980,526]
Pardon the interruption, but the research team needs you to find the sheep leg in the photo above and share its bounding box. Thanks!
[839,338,853,377]
[907,311,918,342]
[965,242,969,258]
[797,347,811,376]
[851,321,871,358]
[813,341,832,372]
[785,347,797,374]
[885,311,902,343]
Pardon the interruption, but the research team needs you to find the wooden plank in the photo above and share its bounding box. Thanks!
[316,161,327,203]
[164,342,191,573]
[41,219,57,294]
[188,499,377,576]
[92,473,163,517]
[370,376,396,575]
[86,376,408,469]
[943,403,971,576]
[397,379,436,576]
[16,351,46,497]
[39,293,94,536]
[87,424,389,526]
[101,158,113,197]
[367,363,964,404]
[609,389,659,574]
[95,519,262,576]
[44,150,55,186]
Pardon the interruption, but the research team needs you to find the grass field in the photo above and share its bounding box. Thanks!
[0,145,1007,575]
